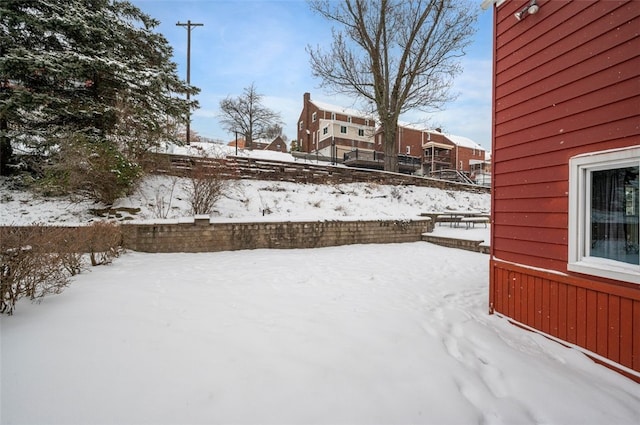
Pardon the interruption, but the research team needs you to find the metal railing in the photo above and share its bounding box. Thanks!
[343,149,422,168]
[429,169,475,185]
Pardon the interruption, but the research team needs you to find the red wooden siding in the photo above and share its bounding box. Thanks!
[490,260,640,375]
[491,0,640,272]
[490,0,640,378]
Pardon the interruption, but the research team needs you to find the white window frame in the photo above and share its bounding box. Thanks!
[568,146,640,284]
[340,126,347,134]
[323,126,328,135]
[312,112,317,122]
[358,128,364,137]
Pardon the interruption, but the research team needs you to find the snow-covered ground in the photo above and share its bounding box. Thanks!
[1,150,639,423]
[0,174,490,226]
[3,244,639,424]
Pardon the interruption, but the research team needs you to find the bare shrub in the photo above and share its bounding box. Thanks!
[85,221,123,266]
[51,226,85,276]
[0,222,123,315]
[153,176,179,219]
[185,160,227,215]
[1,226,70,315]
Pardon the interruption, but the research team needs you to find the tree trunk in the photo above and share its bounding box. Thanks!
[383,123,399,173]
[0,117,11,176]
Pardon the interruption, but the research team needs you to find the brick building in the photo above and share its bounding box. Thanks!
[297,93,488,179]
[297,92,376,163]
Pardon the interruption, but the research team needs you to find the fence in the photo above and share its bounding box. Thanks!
[143,153,489,194]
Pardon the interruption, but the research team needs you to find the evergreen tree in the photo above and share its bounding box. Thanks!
[0,0,197,184]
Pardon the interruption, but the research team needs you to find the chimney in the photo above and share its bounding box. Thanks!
[302,93,311,153]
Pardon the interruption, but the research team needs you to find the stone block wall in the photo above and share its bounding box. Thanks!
[120,217,433,253]
[421,234,489,254]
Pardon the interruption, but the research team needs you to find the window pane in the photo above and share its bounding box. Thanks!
[590,166,639,265]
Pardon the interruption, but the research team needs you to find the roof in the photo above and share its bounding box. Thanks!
[310,99,375,120]
[446,134,484,151]
[397,120,434,132]
[398,121,485,151]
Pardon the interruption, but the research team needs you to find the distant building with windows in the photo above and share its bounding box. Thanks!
[376,122,487,182]
[297,92,376,163]
[296,93,488,179]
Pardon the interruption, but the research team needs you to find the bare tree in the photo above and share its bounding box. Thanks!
[218,83,283,150]
[264,123,285,141]
[307,0,477,172]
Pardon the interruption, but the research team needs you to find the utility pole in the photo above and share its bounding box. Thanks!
[176,20,203,145]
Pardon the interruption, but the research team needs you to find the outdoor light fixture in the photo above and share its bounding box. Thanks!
[515,0,539,20]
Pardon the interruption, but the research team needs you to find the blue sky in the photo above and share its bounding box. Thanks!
[131,0,493,150]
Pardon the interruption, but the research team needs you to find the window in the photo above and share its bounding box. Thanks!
[347,116,352,123]
[365,119,370,126]
[406,146,411,155]
[358,129,364,137]
[312,112,317,122]
[568,147,640,283]
[323,127,328,135]
[331,112,336,120]
[299,121,303,131]
[340,126,347,134]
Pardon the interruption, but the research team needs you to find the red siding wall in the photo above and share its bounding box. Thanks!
[492,0,640,270]
[490,0,640,377]
[491,260,640,376]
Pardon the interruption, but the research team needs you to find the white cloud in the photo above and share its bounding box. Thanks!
[132,0,493,148]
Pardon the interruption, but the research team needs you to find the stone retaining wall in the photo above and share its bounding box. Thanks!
[120,217,433,253]
[421,234,489,254]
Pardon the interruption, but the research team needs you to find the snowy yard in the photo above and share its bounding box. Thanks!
[2,243,639,424]
[1,164,639,424]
